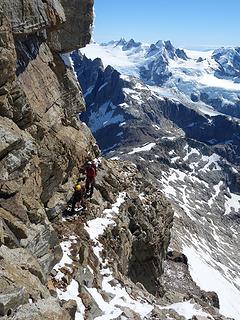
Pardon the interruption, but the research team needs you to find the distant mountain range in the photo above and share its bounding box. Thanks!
[69,38,240,319]
[81,38,240,118]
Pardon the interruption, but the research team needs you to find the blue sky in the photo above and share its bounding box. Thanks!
[93,0,240,49]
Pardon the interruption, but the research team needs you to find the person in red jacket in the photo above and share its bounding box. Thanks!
[85,161,97,198]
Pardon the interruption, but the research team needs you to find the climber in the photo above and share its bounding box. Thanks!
[71,181,86,213]
[85,160,97,198]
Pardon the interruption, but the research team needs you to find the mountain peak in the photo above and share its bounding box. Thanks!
[116,37,127,46]
[155,40,164,47]
[122,38,142,51]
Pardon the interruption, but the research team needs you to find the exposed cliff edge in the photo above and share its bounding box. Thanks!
[0,2,234,320]
[0,1,96,318]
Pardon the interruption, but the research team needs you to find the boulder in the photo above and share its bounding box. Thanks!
[0,208,28,240]
[9,297,71,320]
[0,218,20,248]
[23,223,62,276]
[166,250,188,265]
[62,299,77,320]
[200,290,220,309]
[0,246,50,302]
[1,246,45,283]
[0,287,28,317]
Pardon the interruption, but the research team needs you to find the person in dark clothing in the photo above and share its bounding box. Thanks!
[71,182,86,213]
[85,161,97,198]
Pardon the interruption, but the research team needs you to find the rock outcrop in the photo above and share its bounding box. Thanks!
[0,0,95,318]
[49,0,94,52]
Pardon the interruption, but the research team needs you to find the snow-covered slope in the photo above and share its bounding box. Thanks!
[81,39,240,118]
[72,39,240,320]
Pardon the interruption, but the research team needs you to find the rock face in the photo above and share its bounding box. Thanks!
[212,47,240,81]
[0,0,65,35]
[49,0,94,52]
[0,0,95,318]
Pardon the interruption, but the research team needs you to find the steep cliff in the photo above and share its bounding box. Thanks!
[0,1,177,320]
[0,1,95,318]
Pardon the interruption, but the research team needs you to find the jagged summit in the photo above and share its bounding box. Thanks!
[102,37,142,50]
[102,38,187,59]
[81,39,240,118]
[212,46,240,81]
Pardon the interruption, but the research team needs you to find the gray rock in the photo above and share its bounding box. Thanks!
[48,0,94,52]
[23,223,62,276]
[9,297,71,320]
[62,299,77,320]
[0,287,28,317]
[0,0,65,35]
[0,245,45,283]
[81,286,103,320]
[0,218,20,248]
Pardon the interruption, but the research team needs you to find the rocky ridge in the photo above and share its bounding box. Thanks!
[50,158,230,320]
[72,45,240,319]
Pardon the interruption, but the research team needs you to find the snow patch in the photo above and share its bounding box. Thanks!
[224,188,240,215]
[57,280,85,320]
[128,142,156,155]
[84,193,155,319]
[184,245,240,320]
[161,300,213,319]
[88,102,125,132]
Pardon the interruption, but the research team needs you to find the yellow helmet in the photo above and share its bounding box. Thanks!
[75,184,81,191]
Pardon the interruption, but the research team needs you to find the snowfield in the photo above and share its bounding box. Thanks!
[81,40,240,119]
[184,245,240,319]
